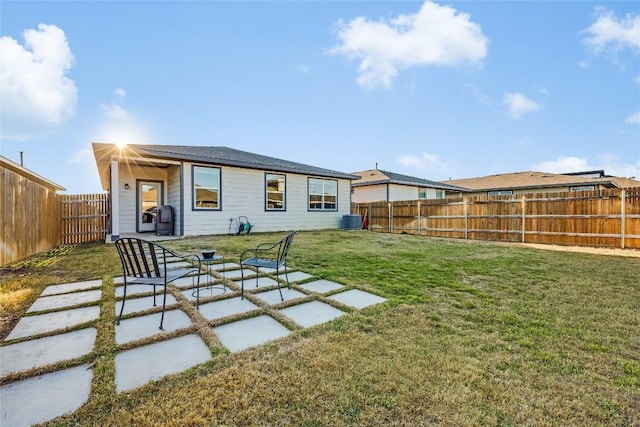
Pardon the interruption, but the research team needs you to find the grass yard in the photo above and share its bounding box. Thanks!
[1,230,639,426]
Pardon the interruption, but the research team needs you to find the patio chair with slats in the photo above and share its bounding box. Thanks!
[115,237,201,329]
[239,231,297,300]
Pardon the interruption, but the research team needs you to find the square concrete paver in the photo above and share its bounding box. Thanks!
[279,301,346,328]
[115,310,193,345]
[208,262,240,271]
[328,289,388,309]
[0,328,97,377]
[298,280,345,294]
[41,280,102,296]
[0,364,93,427]
[6,306,100,341]
[27,289,102,313]
[114,284,166,298]
[196,297,259,321]
[115,334,211,393]
[253,288,308,306]
[213,315,290,353]
[115,294,178,317]
[235,276,280,291]
[224,269,250,280]
[171,274,211,289]
[276,271,313,283]
[182,285,228,302]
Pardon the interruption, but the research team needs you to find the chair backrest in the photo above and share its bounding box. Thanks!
[115,238,165,279]
[277,231,297,263]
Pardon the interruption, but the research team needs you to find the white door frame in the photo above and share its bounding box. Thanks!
[137,180,164,233]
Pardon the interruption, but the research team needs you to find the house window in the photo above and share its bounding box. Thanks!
[266,173,286,210]
[570,186,595,192]
[309,178,337,211]
[435,190,444,199]
[193,166,220,210]
[488,190,513,196]
[418,188,427,199]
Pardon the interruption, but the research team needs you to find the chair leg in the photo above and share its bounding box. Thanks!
[159,285,167,330]
[240,265,245,299]
[117,281,128,325]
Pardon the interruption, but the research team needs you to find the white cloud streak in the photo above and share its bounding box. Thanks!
[625,112,640,124]
[395,151,449,172]
[330,1,488,90]
[503,92,541,120]
[582,7,640,53]
[533,155,639,179]
[0,24,77,140]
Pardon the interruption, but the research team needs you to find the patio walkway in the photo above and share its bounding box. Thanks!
[0,265,387,426]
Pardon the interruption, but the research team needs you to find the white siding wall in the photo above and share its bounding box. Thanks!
[353,184,441,202]
[183,163,351,236]
[388,184,418,202]
[352,185,388,203]
[166,165,182,234]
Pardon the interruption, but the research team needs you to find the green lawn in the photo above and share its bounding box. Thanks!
[1,230,639,426]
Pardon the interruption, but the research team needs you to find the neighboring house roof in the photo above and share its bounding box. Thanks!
[443,170,640,192]
[351,168,470,192]
[93,143,359,189]
[1,155,66,192]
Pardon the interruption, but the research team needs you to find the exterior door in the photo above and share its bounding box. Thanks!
[138,181,162,232]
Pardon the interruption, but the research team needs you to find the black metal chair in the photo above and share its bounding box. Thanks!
[239,231,297,300]
[115,237,201,329]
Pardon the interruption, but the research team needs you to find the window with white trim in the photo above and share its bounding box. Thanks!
[193,166,220,209]
[308,178,337,211]
[488,190,513,196]
[266,173,286,210]
[570,186,595,192]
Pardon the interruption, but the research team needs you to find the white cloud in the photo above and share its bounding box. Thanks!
[395,151,449,172]
[114,88,126,99]
[625,112,640,124]
[296,64,310,74]
[532,155,639,178]
[582,7,640,53]
[330,1,488,90]
[503,92,541,120]
[534,156,591,173]
[0,24,77,140]
[100,103,130,121]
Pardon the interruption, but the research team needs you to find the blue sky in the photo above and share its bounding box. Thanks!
[1,1,639,193]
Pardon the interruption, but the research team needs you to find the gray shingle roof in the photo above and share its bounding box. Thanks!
[352,169,470,192]
[115,144,358,180]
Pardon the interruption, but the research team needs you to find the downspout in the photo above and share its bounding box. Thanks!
[180,161,185,236]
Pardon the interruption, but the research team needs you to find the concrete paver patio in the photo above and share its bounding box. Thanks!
[1,267,388,426]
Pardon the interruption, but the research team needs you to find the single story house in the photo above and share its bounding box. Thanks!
[351,168,469,203]
[92,143,358,240]
[443,170,640,197]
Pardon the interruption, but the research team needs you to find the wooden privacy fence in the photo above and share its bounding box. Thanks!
[352,187,640,249]
[60,193,110,244]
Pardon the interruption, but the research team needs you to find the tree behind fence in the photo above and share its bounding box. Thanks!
[352,187,640,249]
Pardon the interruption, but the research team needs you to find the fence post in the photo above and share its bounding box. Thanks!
[621,189,626,249]
[417,200,421,235]
[464,199,468,239]
[521,196,526,243]
[388,202,392,234]
[368,202,372,231]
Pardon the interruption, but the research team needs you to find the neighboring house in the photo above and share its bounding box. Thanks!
[443,170,640,197]
[92,143,358,240]
[351,168,469,203]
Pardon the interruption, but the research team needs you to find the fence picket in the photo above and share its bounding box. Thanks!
[352,187,640,250]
